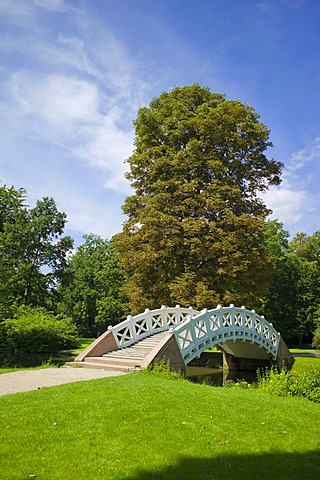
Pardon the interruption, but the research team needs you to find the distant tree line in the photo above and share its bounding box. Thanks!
[261,220,320,346]
[0,84,319,354]
[0,184,127,340]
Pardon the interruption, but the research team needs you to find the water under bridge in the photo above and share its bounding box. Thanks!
[73,305,293,373]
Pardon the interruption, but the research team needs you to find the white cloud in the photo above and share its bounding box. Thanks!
[0,0,72,26]
[4,70,133,192]
[34,0,69,12]
[262,178,307,224]
[10,72,99,128]
[76,113,134,192]
[262,136,320,234]
[59,192,125,240]
[0,0,35,18]
[0,0,71,14]
[0,1,149,195]
[290,137,320,171]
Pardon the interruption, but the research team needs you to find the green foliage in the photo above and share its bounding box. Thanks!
[0,184,73,316]
[262,229,320,345]
[224,379,252,389]
[0,337,94,371]
[312,323,320,355]
[116,84,283,313]
[145,359,182,380]
[262,219,289,261]
[0,306,80,363]
[58,234,127,336]
[257,367,320,403]
[0,184,26,232]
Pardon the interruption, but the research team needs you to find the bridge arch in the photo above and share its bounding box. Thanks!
[172,304,281,365]
[74,304,293,371]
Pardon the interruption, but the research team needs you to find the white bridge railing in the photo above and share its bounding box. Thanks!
[172,304,281,364]
[109,305,200,349]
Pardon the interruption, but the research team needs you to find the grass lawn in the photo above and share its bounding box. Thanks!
[291,356,320,375]
[0,363,55,375]
[0,371,319,480]
[290,348,316,354]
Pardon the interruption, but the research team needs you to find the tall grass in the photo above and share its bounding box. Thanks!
[257,365,320,403]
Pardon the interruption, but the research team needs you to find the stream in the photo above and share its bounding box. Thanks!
[186,366,258,386]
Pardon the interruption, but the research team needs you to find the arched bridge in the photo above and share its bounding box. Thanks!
[73,305,293,372]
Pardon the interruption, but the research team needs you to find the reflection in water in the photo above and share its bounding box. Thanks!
[186,366,258,387]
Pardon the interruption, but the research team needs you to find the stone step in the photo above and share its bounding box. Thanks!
[72,330,170,371]
[105,348,153,355]
[103,332,168,359]
[121,338,166,348]
[85,356,140,367]
[81,357,141,371]
[104,352,151,359]
[100,355,145,362]
[72,360,138,372]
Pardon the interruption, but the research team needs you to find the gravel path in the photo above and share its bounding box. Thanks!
[0,367,127,396]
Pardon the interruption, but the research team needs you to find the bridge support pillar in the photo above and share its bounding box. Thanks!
[223,353,274,372]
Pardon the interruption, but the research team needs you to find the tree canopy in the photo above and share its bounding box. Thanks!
[262,224,320,345]
[0,184,73,317]
[115,84,283,313]
[58,234,127,336]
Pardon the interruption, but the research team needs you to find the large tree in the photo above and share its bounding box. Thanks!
[0,184,73,317]
[115,84,283,313]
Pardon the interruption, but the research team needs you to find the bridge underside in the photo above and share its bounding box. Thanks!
[216,337,294,372]
[219,340,273,360]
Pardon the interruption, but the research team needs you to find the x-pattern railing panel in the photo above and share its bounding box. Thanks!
[173,304,281,364]
[209,314,220,331]
[110,305,200,349]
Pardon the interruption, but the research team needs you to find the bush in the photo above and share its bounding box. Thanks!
[257,367,320,403]
[0,306,80,358]
[145,359,182,380]
[312,325,320,356]
[224,379,252,389]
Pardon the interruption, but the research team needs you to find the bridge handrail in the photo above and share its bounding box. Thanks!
[109,305,200,349]
[172,304,281,364]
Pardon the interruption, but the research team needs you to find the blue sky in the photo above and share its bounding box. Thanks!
[0,0,319,245]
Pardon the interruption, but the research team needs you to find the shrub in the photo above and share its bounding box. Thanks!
[224,379,252,389]
[145,359,182,380]
[257,368,294,396]
[312,324,320,356]
[0,306,80,357]
[290,369,320,402]
[257,367,320,403]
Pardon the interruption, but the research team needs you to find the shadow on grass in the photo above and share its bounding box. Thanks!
[125,450,320,480]
[0,351,75,368]
[0,338,94,369]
